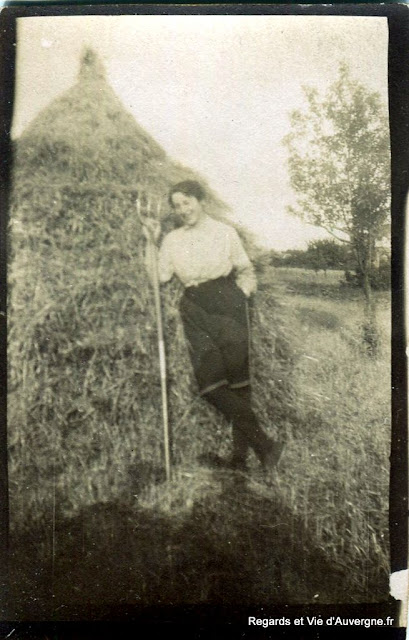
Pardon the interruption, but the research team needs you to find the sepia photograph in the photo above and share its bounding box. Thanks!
[1,5,405,628]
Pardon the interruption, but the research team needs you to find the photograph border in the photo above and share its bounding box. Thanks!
[0,2,407,636]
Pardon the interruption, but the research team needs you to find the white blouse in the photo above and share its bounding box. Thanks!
[158,215,257,297]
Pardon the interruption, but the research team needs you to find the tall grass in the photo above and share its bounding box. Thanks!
[271,285,390,597]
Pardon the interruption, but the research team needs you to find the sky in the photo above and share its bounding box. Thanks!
[12,15,389,250]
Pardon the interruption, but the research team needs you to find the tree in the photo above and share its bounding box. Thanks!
[304,239,350,274]
[283,63,390,352]
[278,249,308,269]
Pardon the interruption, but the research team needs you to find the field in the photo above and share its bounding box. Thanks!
[7,264,391,619]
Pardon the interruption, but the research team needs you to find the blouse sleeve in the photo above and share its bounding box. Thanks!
[228,227,257,297]
[157,235,174,283]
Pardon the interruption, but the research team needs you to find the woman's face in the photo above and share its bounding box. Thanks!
[171,192,204,228]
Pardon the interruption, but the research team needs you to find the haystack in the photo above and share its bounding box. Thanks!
[7,50,391,612]
[8,48,295,532]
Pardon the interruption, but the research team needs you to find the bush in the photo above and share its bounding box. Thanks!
[342,262,391,291]
[370,261,391,290]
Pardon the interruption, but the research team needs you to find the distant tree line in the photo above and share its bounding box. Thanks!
[260,238,390,291]
[273,239,350,272]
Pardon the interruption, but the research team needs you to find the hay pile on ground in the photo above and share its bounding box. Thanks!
[8,49,295,531]
[7,50,390,615]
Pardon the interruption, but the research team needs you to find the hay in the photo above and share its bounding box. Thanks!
[8,49,296,531]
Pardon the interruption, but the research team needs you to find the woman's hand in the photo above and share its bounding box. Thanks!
[141,217,161,244]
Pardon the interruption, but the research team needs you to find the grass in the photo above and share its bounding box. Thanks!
[272,282,390,598]
[270,266,360,300]
[7,258,391,617]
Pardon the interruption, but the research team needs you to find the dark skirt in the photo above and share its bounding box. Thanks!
[179,272,250,395]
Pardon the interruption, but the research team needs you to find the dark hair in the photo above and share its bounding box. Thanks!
[168,180,206,207]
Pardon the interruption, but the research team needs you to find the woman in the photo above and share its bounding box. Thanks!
[143,180,283,472]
